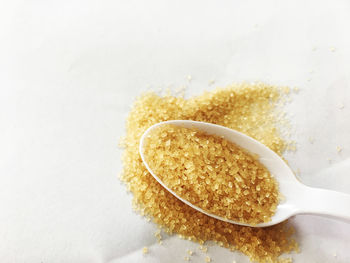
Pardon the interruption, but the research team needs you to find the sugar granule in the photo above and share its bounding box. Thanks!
[154,229,162,244]
[293,87,299,93]
[142,246,148,254]
[144,124,280,225]
[120,83,298,262]
[209,80,215,85]
[199,245,208,253]
[336,146,342,153]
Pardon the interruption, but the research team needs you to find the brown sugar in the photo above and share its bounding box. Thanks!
[143,124,280,225]
[120,83,298,262]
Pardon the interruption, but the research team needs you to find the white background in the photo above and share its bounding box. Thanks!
[1,0,350,262]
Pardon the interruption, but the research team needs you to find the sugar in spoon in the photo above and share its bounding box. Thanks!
[140,120,350,227]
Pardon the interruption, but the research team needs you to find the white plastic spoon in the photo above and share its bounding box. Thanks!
[139,120,350,227]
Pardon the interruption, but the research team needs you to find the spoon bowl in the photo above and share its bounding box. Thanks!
[140,120,350,227]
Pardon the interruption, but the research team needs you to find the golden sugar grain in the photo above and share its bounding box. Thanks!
[120,83,298,262]
[142,246,148,254]
[143,124,280,225]
[205,256,212,262]
[199,245,208,253]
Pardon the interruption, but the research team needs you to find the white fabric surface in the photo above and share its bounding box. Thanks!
[1,0,350,262]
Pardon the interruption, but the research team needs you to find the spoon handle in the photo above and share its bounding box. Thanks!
[296,185,350,221]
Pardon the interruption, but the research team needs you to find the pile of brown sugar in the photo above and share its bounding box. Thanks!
[120,83,298,262]
[143,124,280,225]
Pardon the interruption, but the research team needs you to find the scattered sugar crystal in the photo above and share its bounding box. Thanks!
[143,247,148,254]
[336,146,342,153]
[205,256,211,262]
